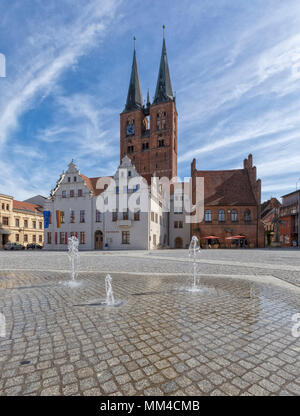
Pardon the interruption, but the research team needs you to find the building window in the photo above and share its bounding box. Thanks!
[158,139,165,147]
[218,210,225,222]
[70,190,74,198]
[128,170,131,177]
[155,213,158,223]
[157,111,166,130]
[127,145,134,154]
[78,189,82,197]
[39,235,43,243]
[205,210,212,223]
[116,186,119,194]
[70,210,75,223]
[142,142,149,151]
[151,212,154,222]
[47,232,51,244]
[1,203,4,209]
[74,176,77,182]
[3,217,9,226]
[123,210,129,220]
[33,221,36,229]
[24,220,28,228]
[16,234,19,242]
[80,210,85,223]
[244,209,251,222]
[68,177,71,182]
[6,204,9,210]
[178,221,183,228]
[231,210,238,222]
[174,221,178,228]
[134,210,140,221]
[60,232,64,244]
[33,235,36,243]
[24,235,28,243]
[80,232,85,244]
[15,218,20,227]
[60,211,64,224]
[39,221,43,230]
[122,231,130,244]
[62,190,66,198]
[96,210,102,222]
[112,211,118,222]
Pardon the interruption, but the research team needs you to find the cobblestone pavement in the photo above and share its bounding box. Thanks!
[0,249,300,396]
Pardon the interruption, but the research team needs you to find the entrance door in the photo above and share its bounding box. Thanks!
[95,231,103,250]
[174,237,183,249]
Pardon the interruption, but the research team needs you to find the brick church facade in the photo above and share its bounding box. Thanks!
[121,35,265,248]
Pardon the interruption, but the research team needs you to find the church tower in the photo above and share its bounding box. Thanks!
[120,30,178,180]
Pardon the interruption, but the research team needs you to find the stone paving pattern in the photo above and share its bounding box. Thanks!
[0,249,300,396]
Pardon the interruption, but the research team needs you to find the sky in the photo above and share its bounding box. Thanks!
[0,0,300,202]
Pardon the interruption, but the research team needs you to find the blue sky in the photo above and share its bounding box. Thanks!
[0,0,300,202]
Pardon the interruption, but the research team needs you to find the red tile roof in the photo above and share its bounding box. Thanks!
[13,200,43,214]
[80,174,114,196]
[194,169,257,206]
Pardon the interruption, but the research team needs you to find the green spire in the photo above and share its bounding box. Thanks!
[153,27,173,104]
[124,37,143,112]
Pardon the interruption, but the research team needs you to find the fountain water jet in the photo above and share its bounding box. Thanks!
[105,274,115,306]
[186,235,203,292]
[62,236,82,288]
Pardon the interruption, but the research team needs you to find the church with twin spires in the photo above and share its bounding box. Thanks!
[120,34,177,181]
[43,32,264,250]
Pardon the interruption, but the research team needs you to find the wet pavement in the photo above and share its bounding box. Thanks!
[0,258,300,396]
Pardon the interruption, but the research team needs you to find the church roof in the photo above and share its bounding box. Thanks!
[153,37,174,104]
[194,169,257,206]
[124,47,143,112]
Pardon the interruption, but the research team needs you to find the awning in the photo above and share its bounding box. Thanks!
[0,229,11,235]
[203,236,220,239]
[226,235,245,240]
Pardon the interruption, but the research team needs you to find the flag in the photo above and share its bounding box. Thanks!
[56,210,61,228]
[43,211,51,229]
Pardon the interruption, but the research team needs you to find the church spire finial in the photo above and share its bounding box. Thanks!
[123,38,143,112]
[153,28,174,105]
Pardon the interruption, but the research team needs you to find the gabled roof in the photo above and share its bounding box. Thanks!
[194,169,257,206]
[13,200,43,214]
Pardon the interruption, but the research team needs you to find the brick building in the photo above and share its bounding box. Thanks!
[190,154,265,248]
[280,190,299,247]
[120,37,177,180]
[261,197,281,246]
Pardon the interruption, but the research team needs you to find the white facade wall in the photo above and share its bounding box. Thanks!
[169,193,191,249]
[44,157,171,251]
